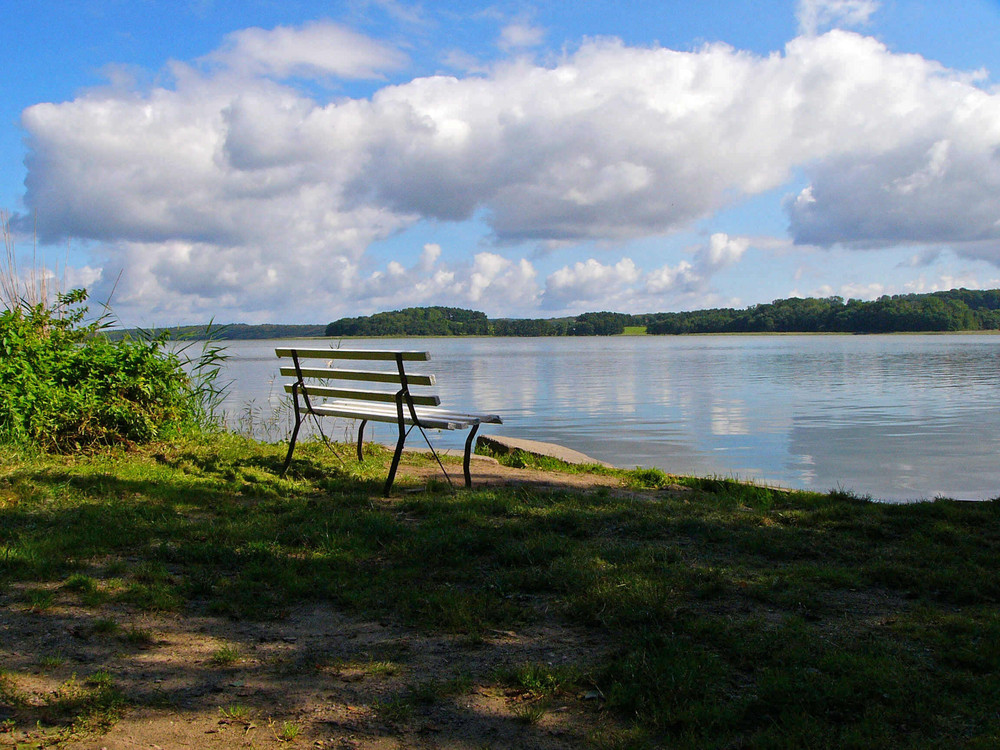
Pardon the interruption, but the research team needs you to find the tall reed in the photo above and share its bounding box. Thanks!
[1,209,62,312]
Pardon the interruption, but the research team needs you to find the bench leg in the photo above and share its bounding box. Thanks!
[463,424,481,488]
[384,429,407,496]
[356,419,368,462]
[280,414,302,477]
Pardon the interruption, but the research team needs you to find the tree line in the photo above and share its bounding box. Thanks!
[644,290,1000,334]
[326,291,1000,337]
[106,289,1000,340]
[106,322,328,341]
[325,308,635,337]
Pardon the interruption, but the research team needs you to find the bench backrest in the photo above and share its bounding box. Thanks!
[275,348,441,407]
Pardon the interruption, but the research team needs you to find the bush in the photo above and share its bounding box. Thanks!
[0,289,199,451]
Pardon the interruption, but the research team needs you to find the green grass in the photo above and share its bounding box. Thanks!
[219,702,252,724]
[2,433,1000,747]
[209,644,241,666]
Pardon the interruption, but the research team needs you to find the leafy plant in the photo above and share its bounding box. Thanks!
[0,288,212,450]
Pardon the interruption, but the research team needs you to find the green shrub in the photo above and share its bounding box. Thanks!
[0,289,200,450]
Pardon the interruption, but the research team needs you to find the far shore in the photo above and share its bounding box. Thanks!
[145,328,1000,340]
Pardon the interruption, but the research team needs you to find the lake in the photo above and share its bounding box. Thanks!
[196,334,1000,502]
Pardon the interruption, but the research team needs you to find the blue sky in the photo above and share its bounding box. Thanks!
[2,0,1000,325]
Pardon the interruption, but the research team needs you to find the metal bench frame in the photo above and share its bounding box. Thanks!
[276,348,501,495]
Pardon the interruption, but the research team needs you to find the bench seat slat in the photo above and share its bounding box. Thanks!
[279,366,435,386]
[276,348,429,361]
[319,400,500,423]
[301,404,472,431]
[283,384,441,407]
[299,400,501,429]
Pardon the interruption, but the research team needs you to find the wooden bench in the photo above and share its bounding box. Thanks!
[276,348,502,495]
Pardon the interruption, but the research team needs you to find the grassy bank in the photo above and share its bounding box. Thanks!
[2,434,999,747]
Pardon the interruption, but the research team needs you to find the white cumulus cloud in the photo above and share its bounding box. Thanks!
[544,258,641,308]
[498,21,545,52]
[796,0,880,36]
[209,21,408,80]
[15,20,1000,322]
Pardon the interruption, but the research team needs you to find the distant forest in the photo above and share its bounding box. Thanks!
[106,322,327,341]
[108,289,1000,340]
[327,289,1000,337]
[645,289,1000,334]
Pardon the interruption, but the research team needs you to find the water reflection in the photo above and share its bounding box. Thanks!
[202,334,1000,501]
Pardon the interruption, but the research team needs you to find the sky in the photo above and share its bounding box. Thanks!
[2,0,1000,326]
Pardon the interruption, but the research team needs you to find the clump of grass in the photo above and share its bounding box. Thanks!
[91,618,119,635]
[373,694,415,724]
[209,645,241,666]
[494,662,581,696]
[273,719,300,741]
[478,446,676,489]
[0,671,28,707]
[122,626,155,646]
[38,656,65,671]
[409,674,472,705]
[512,699,548,724]
[62,573,97,594]
[365,660,401,677]
[23,588,55,611]
[219,703,252,724]
[483,448,610,474]
[624,467,671,489]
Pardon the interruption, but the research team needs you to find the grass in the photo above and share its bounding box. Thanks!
[209,644,241,666]
[274,719,300,741]
[219,702,252,724]
[494,662,583,696]
[2,433,1000,747]
[0,669,126,742]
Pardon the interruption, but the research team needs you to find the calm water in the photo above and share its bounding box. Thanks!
[203,335,1000,502]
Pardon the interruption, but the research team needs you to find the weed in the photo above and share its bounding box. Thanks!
[122,626,155,646]
[625,467,671,489]
[366,660,401,677]
[62,573,97,594]
[494,662,581,696]
[374,694,415,724]
[0,671,27,706]
[92,617,119,635]
[512,699,547,724]
[39,655,65,671]
[210,645,241,666]
[23,587,55,611]
[219,703,252,724]
[410,674,473,704]
[55,671,127,735]
[275,719,300,741]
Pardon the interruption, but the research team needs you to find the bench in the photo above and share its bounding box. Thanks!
[276,348,502,495]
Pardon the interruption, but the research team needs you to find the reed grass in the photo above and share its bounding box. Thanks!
[1,209,61,312]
